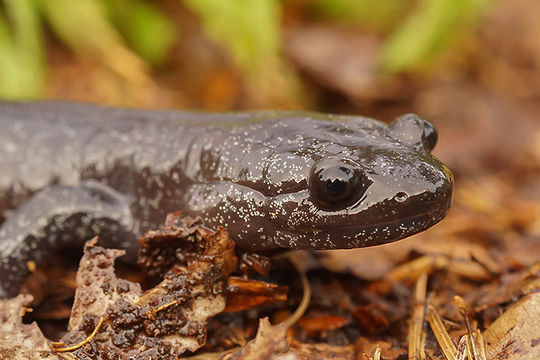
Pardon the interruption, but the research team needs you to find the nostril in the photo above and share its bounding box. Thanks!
[394,192,408,202]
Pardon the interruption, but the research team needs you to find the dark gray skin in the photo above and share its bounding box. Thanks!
[0,102,453,298]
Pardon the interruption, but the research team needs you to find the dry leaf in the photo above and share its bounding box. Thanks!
[484,292,540,360]
[0,295,57,360]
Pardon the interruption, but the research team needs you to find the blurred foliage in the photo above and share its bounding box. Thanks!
[0,0,43,98]
[40,0,148,82]
[313,0,408,32]
[183,0,299,106]
[0,0,171,100]
[184,0,280,75]
[0,0,494,101]
[103,0,176,66]
[379,0,494,73]
[311,0,493,73]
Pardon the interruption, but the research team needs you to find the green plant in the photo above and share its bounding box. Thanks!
[379,0,493,73]
[0,0,175,99]
[0,0,43,98]
[183,0,283,84]
[103,0,177,66]
[313,0,407,31]
[0,0,495,100]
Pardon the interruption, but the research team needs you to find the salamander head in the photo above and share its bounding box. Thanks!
[262,113,453,250]
[183,112,453,251]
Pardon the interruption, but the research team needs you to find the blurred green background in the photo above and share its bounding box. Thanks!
[0,0,499,110]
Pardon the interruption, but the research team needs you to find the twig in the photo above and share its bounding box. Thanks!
[282,256,311,328]
[455,296,481,360]
[150,299,180,315]
[374,345,382,360]
[408,272,427,360]
[53,316,104,353]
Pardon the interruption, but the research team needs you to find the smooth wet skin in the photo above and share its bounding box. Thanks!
[0,102,453,298]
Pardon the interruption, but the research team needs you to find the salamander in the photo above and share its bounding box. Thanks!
[0,102,453,298]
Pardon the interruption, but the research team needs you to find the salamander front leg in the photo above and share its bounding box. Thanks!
[0,180,137,299]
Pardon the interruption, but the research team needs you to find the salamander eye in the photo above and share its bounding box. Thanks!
[421,119,438,152]
[388,114,439,152]
[310,160,371,210]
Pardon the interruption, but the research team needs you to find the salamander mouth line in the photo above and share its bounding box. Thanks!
[286,209,447,233]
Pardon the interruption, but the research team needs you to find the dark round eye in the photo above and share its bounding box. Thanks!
[309,161,370,210]
[388,114,438,152]
[421,119,438,152]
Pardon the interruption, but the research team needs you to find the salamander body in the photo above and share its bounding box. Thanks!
[0,102,453,298]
